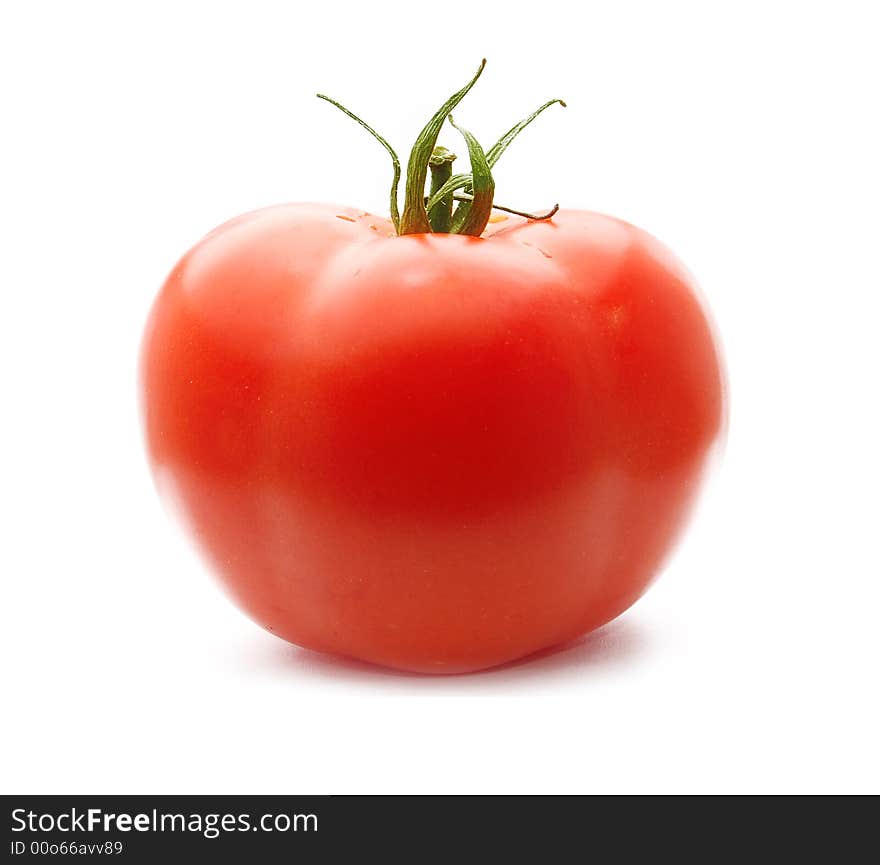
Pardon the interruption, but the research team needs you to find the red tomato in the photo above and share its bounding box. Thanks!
[140,203,724,673]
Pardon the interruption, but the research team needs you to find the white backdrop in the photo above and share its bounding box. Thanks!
[2,1,878,794]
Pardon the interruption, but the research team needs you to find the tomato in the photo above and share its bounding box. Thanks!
[141,202,723,673]
[140,62,724,673]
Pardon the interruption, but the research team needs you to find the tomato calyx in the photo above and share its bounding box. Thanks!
[317,60,565,238]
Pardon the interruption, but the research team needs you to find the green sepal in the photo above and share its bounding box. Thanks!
[398,60,486,235]
[447,115,495,237]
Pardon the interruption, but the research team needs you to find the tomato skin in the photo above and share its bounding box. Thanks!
[141,203,724,673]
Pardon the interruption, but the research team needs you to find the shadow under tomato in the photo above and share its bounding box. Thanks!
[255,616,650,690]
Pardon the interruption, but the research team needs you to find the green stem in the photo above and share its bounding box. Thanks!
[317,62,566,238]
[399,60,486,235]
[427,146,456,233]
[426,172,472,214]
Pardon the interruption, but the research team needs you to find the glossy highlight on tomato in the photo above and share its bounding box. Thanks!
[140,202,724,673]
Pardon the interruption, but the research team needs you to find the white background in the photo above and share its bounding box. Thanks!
[2,1,878,794]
